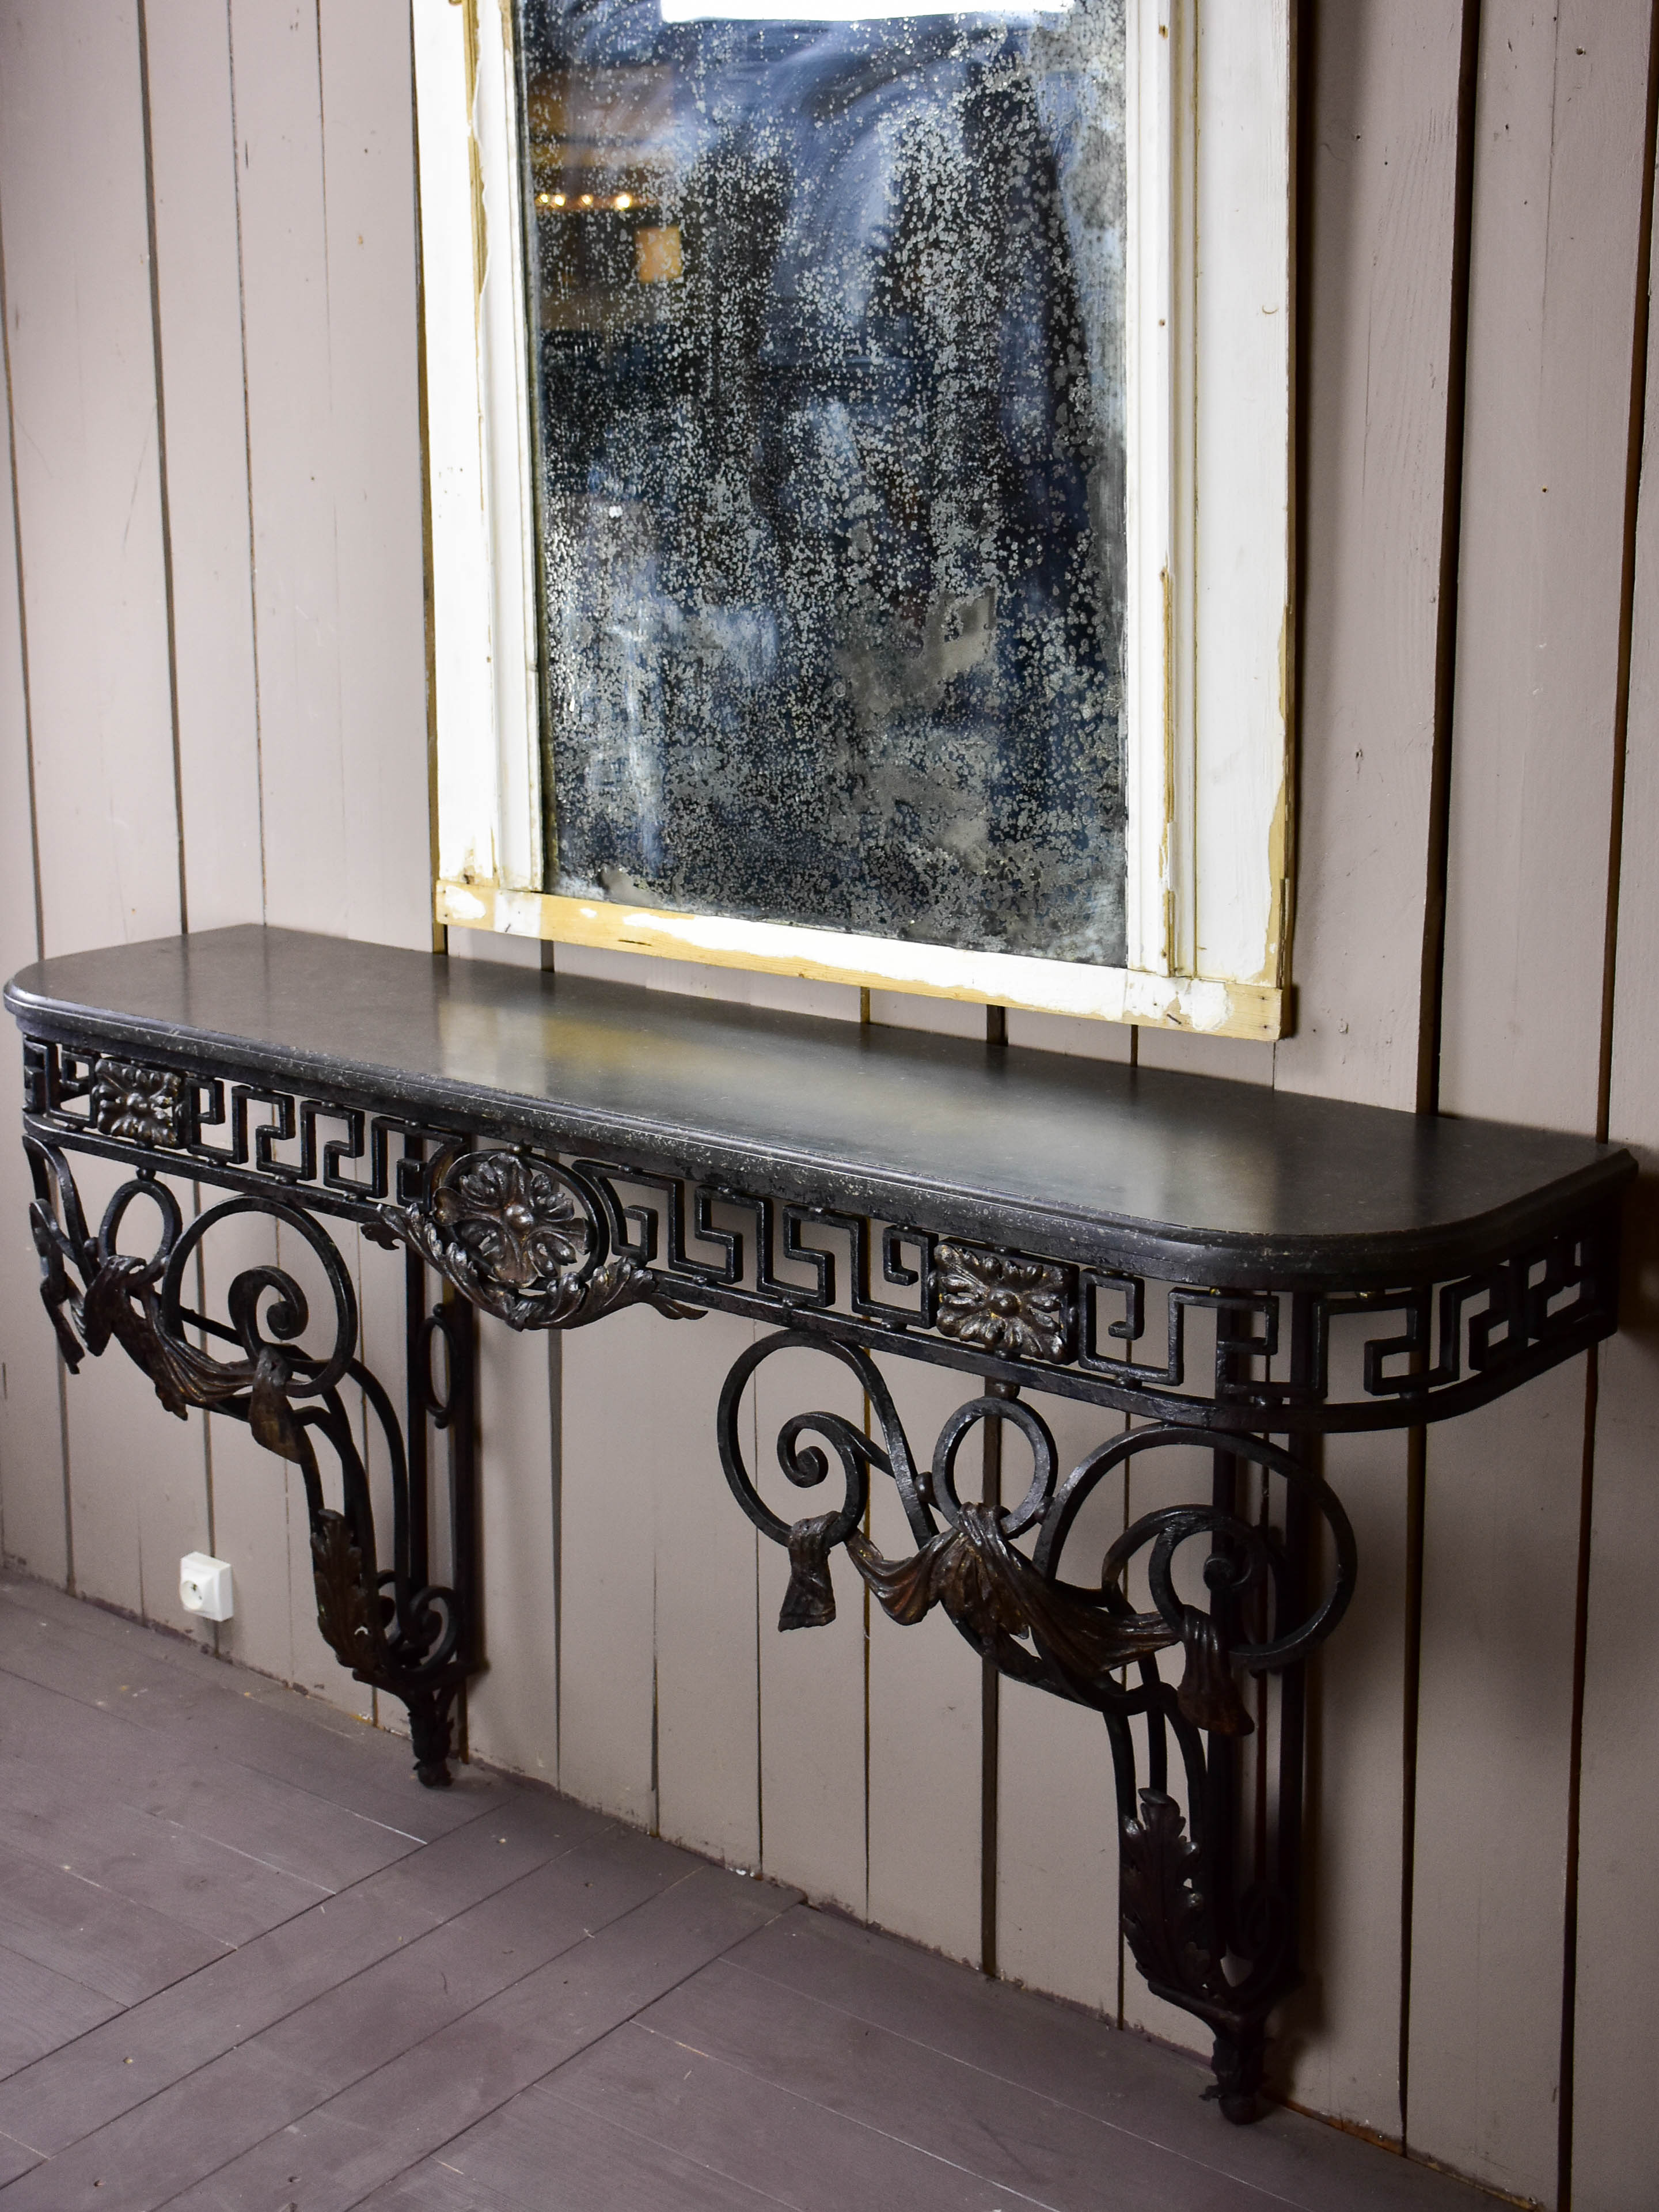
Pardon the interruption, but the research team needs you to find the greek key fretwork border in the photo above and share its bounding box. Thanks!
[24,1038,445,1225]
[1078,1280,1282,1399]
[20,1035,1622,1435]
[582,1165,936,1331]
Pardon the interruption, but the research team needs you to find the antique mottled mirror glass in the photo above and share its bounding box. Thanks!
[517,0,1129,969]
[415,0,1291,1038]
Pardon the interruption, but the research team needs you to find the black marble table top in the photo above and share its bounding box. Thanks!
[5,925,1634,1292]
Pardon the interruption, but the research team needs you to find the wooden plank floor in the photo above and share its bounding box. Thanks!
[0,1577,1496,2211]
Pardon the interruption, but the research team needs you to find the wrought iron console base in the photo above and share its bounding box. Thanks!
[5,927,1635,2119]
[26,1139,479,1787]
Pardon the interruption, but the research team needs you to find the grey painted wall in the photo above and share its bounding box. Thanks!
[2,5,1658,2204]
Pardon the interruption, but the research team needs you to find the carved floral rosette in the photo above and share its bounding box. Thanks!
[384,1145,696,1331]
[933,1240,1073,1361]
[89,1057,185,1148]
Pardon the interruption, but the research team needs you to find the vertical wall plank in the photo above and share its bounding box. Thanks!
[145,0,263,934]
[465,1324,562,1783]
[866,1354,984,1966]
[996,1683,1119,2012]
[183,0,340,1697]
[212,1445,297,1685]
[1570,1324,1659,2212]
[211,1422,299,1690]
[754,1340,867,1913]
[1281,1432,1411,2137]
[0,2,180,959]
[188,0,441,988]
[1269,0,1471,2129]
[1569,158,1659,2207]
[230,0,342,940]
[221,0,430,1714]
[994,1390,1124,2019]
[652,1307,761,1868]
[138,0,267,1665]
[1439,3,1648,1137]
[0,2,202,1623]
[316,0,431,953]
[1415,3,1654,2200]
[1411,1365,1588,2203]
[126,0,283,1688]
[1277,0,1466,1114]
[558,1302,662,1827]
[280,1217,382,1720]
[0,255,66,1587]
[206,1211,301,1690]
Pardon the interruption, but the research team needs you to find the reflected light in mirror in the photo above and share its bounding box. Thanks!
[660,1,1072,16]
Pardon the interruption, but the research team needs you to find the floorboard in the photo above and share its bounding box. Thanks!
[533,2020,1228,2212]
[624,1966,1287,2210]
[371,2100,799,2212]
[0,1748,331,1943]
[0,1944,120,2080]
[0,1836,227,2007]
[722,1906,1487,2210]
[0,1663,420,1892]
[354,2167,533,2212]
[0,1576,1502,2211]
[160,1867,794,2211]
[0,1583,481,1837]
[0,1803,617,2157]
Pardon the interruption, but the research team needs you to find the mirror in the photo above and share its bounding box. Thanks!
[416,0,1292,1039]
[519,0,1129,969]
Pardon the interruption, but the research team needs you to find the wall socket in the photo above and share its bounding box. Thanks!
[179,1552,234,1622]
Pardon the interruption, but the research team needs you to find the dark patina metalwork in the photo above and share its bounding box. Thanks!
[24,1118,477,1790]
[89,1055,185,1147]
[384,1141,698,1330]
[5,925,1636,2123]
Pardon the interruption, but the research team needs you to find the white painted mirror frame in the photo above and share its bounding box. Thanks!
[412,0,1293,1038]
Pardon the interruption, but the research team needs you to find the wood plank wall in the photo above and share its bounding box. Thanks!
[2,3,1657,2203]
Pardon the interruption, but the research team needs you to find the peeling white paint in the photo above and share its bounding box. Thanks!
[438,880,1282,1036]
[415,0,541,896]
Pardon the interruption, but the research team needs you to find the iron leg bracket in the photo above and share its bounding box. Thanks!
[718,1326,1353,2120]
[25,1137,481,1787]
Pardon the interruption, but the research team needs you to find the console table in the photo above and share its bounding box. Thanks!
[5,926,1634,2122]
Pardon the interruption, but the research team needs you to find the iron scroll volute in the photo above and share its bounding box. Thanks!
[717,1334,1357,1733]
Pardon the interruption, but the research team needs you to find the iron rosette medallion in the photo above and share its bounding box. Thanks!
[933,1239,1073,1362]
[384,1143,697,1331]
[89,1057,185,1148]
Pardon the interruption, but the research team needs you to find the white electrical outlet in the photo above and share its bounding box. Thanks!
[179,1552,234,1623]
